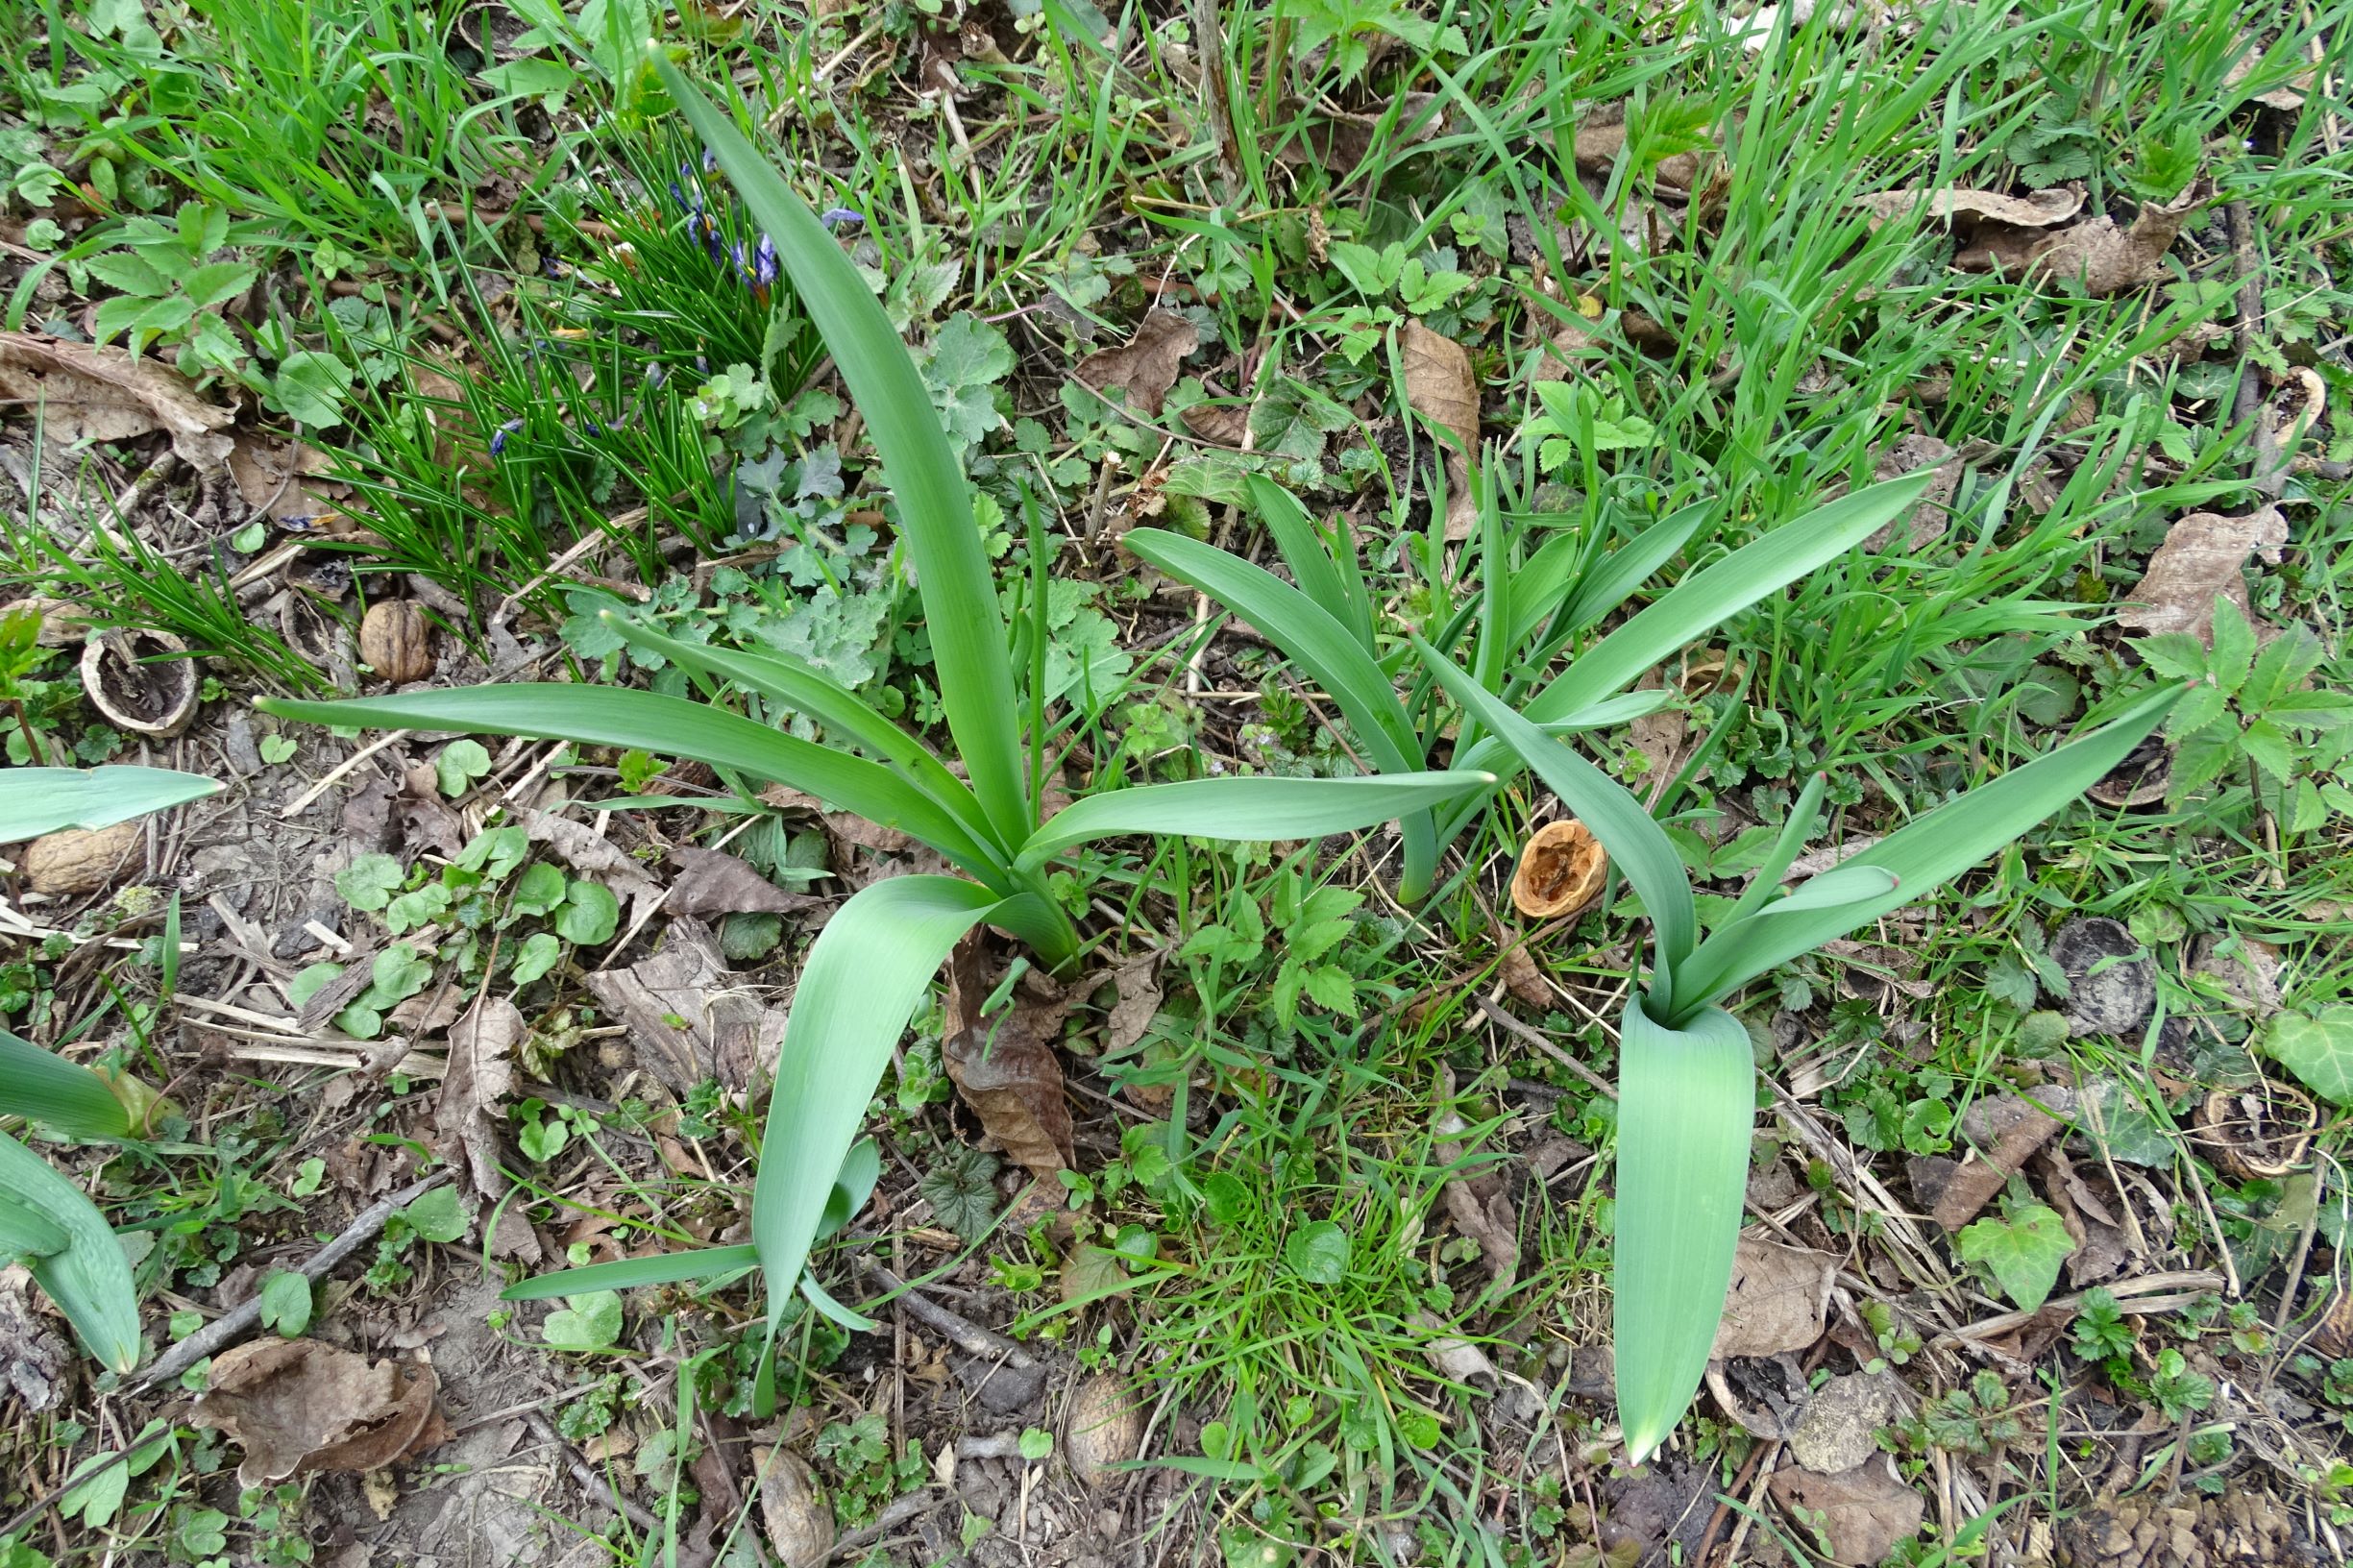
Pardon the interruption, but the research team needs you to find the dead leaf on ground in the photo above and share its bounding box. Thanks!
[193,1338,448,1488]
[942,938,1074,1178]
[2037,1145,2128,1286]
[1767,1455,1924,1566]
[2223,36,2316,112]
[757,784,913,855]
[1497,943,1552,1008]
[0,332,235,469]
[522,808,667,925]
[1276,92,1445,179]
[229,434,345,520]
[0,1265,70,1411]
[1410,1311,1498,1384]
[1400,320,1479,451]
[752,1447,833,1566]
[664,846,821,919]
[1854,185,2085,230]
[433,999,539,1262]
[1713,1238,1837,1359]
[1914,1086,2076,1232]
[2025,185,2203,296]
[1072,310,1198,417]
[2114,504,2288,645]
[1510,819,1607,919]
[1862,434,1962,551]
[1434,1069,1519,1288]
[1102,951,1163,1056]
[581,917,786,1094]
[397,762,465,860]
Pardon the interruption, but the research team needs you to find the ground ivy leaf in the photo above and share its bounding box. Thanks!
[1957,1203,2074,1310]
[1284,1219,1351,1286]
[335,853,404,912]
[553,880,620,944]
[257,1270,311,1337]
[541,1289,623,1351]
[2263,1006,2353,1105]
[402,1186,468,1244]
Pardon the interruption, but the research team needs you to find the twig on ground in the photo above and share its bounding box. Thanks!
[855,1257,1037,1367]
[524,1408,664,1536]
[820,1488,939,1563]
[1472,993,1617,1101]
[134,1172,452,1389]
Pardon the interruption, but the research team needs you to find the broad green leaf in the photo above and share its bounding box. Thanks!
[1283,1219,1351,1285]
[402,1186,467,1243]
[1244,476,1366,645]
[0,1031,131,1139]
[1667,685,2182,1019]
[257,1270,311,1337]
[1761,862,1901,915]
[2263,1006,2353,1105]
[653,57,1033,848]
[256,686,1007,886]
[1612,1001,1752,1464]
[501,1242,760,1301]
[554,880,620,944]
[603,612,1002,858]
[750,876,1037,1331]
[1525,472,1934,725]
[542,1290,625,1351]
[1416,637,1698,979]
[0,1130,140,1371]
[1013,771,1492,872]
[1957,1204,2074,1310]
[0,765,219,843]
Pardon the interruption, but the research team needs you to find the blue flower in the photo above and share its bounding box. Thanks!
[701,147,720,174]
[700,212,726,264]
[753,233,778,286]
[731,238,749,281]
[819,207,863,229]
[490,418,525,456]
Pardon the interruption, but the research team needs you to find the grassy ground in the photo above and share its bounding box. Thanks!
[2,0,2351,1564]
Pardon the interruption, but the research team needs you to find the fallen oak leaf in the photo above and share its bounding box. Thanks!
[1072,310,1198,417]
[2114,504,2288,645]
[193,1338,448,1488]
[1852,185,2085,230]
[1400,320,1480,451]
[0,332,235,469]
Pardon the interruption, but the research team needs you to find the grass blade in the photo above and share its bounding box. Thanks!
[0,1131,139,1371]
[257,686,1009,886]
[1613,1001,1752,1464]
[1527,472,1934,723]
[1014,771,1493,872]
[652,56,1033,847]
[1521,502,1709,652]
[749,875,1028,1330]
[1668,685,2183,1018]
[1414,637,1699,978]
[501,1244,761,1301]
[0,766,220,842]
[0,1032,131,1139]
[601,612,1002,856]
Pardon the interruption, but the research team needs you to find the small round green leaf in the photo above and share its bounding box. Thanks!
[1283,1219,1350,1286]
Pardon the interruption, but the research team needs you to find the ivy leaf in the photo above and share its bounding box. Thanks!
[402,1186,468,1244]
[509,931,562,985]
[435,739,493,797]
[1956,1203,2074,1310]
[1284,1219,1352,1286]
[509,862,568,918]
[2263,1006,2353,1106]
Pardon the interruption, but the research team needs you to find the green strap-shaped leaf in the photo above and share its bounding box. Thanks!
[1014,770,1493,872]
[502,1243,761,1301]
[751,876,1038,1329]
[0,1032,131,1139]
[1244,476,1368,648]
[1414,637,1699,978]
[1528,502,1709,653]
[257,686,1009,887]
[0,766,219,843]
[1613,1001,1752,1464]
[0,1131,140,1372]
[601,614,1005,860]
[1667,685,2184,1019]
[652,56,1035,849]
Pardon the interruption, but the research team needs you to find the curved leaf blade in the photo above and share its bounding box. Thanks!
[0,1131,140,1371]
[1014,771,1493,871]
[1613,1002,1752,1464]
[0,1032,132,1139]
[0,766,219,843]
[1244,475,1365,645]
[501,1243,762,1301]
[257,686,1008,885]
[652,56,1033,847]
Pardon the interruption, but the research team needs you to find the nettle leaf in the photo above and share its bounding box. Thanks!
[1957,1204,2074,1310]
[2263,1006,2353,1105]
[1284,1219,1351,1286]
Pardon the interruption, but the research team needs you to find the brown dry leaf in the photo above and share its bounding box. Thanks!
[0,332,235,469]
[0,1266,70,1411]
[2222,37,2316,112]
[1919,1087,2075,1232]
[582,917,786,1094]
[1072,310,1198,417]
[1853,185,2084,230]
[1103,951,1163,1056]
[1410,1311,1499,1384]
[1400,320,1479,451]
[2037,1146,2127,1287]
[1434,1069,1519,1288]
[229,435,345,520]
[756,785,914,855]
[193,1339,447,1488]
[521,808,666,925]
[433,999,538,1262]
[2025,185,2202,296]
[1510,819,1607,919]
[396,763,465,860]
[942,938,1074,1178]
[1276,93,1445,179]
[1713,1239,1837,1359]
[2114,504,2288,646]
[1179,398,1249,447]
[1497,944,1552,1008]
[752,1447,834,1566]
[1861,434,1962,551]
[1766,1456,1924,1566]
[664,846,820,919]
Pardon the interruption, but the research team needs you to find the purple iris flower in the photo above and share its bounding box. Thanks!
[700,212,725,265]
[701,147,720,174]
[731,238,749,281]
[819,207,863,229]
[490,418,524,456]
[752,233,778,286]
